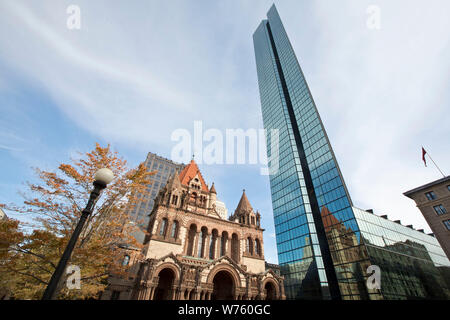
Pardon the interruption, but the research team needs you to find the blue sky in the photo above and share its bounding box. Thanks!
[0,0,449,264]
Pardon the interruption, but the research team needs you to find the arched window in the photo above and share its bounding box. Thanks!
[171,220,179,238]
[186,225,197,256]
[159,218,168,236]
[255,239,261,256]
[251,216,255,225]
[231,233,240,262]
[122,255,130,266]
[247,237,253,255]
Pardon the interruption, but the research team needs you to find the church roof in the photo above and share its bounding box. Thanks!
[235,189,253,214]
[210,183,217,194]
[166,170,182,190]
[178,159,209,192]
[320,206,352,233]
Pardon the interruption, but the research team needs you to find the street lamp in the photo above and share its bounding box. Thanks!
[42,168,114,300]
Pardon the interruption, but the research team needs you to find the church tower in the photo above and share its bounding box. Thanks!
[103,159,285,300]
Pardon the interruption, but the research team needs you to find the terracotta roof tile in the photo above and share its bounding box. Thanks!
[178,160,209,192]
[235,189,253,214]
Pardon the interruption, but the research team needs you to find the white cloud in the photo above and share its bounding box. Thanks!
[279,0,450,233]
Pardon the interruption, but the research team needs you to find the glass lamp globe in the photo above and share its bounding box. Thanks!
[94,168,114,185]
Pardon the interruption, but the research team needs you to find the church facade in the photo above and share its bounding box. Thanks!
[102,160,285,300]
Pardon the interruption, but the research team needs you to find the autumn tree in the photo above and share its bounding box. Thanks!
[0,143,154,299]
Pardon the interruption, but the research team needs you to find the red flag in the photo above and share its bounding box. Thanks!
[422,147,427,167]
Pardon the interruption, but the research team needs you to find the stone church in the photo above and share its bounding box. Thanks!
[102,159,285,300]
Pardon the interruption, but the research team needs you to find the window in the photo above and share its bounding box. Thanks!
[171,221,179,238]
[255,239,261,256]
[159,218,168,236]
[443,219,450,231]
[425,191,437,200]
[246,237,253,255]
[186,225,197,256]
[198,228,208,258]
[447,185,450,192]
[433,204,447,215]
[122,255,130,266]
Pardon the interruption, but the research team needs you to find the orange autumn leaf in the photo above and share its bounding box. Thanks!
[0,143,155,299]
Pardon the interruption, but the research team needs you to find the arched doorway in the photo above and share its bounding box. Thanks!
[264,282,276,300]
[153,268,175,300]
[212,271,235,300]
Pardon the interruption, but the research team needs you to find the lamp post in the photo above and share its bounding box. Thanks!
[42,168,114,300]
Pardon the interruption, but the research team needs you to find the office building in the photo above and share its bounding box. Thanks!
[253,4,450,299]
[404,176,450,260]
[127,152,185,227]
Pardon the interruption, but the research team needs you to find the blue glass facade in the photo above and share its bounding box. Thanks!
[353,207,450,299]
[253,5,450,300]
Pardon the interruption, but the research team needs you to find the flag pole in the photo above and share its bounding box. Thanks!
[425,150,446,178]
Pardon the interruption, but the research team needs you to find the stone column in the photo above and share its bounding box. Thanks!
[193,232,200,257]
[215,236,221,259]
[165,221,173,240]
[226,236,232,257]
[245,275,250,300]
[183,229,189,255]
[140,287,147,300]
[204,233,211,259]
[150,287,156,300]
[260,238,264,258]
[171,285,177,300]
[135,287,143,300]
[147,287,155,300]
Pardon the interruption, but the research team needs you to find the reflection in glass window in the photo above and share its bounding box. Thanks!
[425,191,437,200]
[433,204,447,215]
[443,220,450,231]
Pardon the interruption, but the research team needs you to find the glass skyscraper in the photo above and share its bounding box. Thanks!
[253,5,450,300]
[127,152,184,227]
